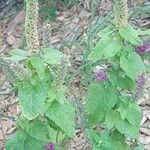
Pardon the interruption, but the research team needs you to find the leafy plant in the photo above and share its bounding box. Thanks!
[4,0,75,149]
[85,0,150,149]
[5,35,75,150]
[1,0,150,149]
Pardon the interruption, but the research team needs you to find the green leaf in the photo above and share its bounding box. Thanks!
[116,117,140,139]
[6,129,46,150]
[105,99,141,139]
[110,130,131,150]
[18,118,59,143]
[109,69,135,90]
[30,55,45,80]
[119,97,142,125]
[47,86,67,105]
[18,119,49,142]
[9,49,30,61]
[45,100,75,138]
[85,83,119,124]
[55,145,64,150]
[114,142,130,150]
[106,109,140,139]
[119,102,127,120]
[48,127,66,143]
[18,80,49,120]
[119,25,143,45]
[86,129,102,144]
[43,48,64,65]
[120,52,145,80]
[136,29,150,36]
[117,76,135,90]
[87,113,105,125]
[105,110,118,129]
[87,129,116,150]
[55,92,66,104]
[47,89,57,103]
[97,26,115,37]
[104,37,123,58]
[88,35,113,61]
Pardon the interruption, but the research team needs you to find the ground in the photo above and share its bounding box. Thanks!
[0,0,150,150]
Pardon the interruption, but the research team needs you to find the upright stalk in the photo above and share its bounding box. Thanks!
[114,0,128,27]
[25,0,39,52]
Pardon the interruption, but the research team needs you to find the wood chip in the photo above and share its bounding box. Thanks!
[140,127,150,136]
[141,116,148,126]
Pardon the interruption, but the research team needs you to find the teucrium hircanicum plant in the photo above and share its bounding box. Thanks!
[85,0,150,149]
[5,0,75,149]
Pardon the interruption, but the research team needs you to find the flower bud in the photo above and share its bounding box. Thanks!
[45,143,54,150]
[136,41,150,55]
[94,69,108,82]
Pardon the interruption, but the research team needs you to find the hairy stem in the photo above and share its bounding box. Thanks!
[42,21,52,48]
[25,0,39,52]
[0,55,31,80]
[113,0,128,27]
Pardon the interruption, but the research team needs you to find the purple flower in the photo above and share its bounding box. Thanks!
[94,69,108,82]
[45,143,55,150]
[136,41,150,55]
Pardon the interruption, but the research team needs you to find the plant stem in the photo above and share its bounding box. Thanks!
[113,0,128,27]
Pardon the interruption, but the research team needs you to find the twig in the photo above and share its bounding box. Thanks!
[0,116,6,141]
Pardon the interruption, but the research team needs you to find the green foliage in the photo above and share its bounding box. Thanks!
[88,35,113,61]
[119,25,143,46]
[136,29,150,36]
[6,120,45,150]
[108,69,136,90]
[104,37,123,58]
[97,26,115,37]
[6,129,46,150]
[6,118,61,150]
[87,129,116,150]
[18,118,53,142]
[87,129,130,150]
[5,0,76,149]
[106,108,141,139]
[5,47,75,149]
[85,83,119,124]
[42,48,64,65]
[9,49,31,62]
[86,12,149,148]
[18,78,50,120]
[45,99,75,138]
[4,0,150,149]
[120,52,145,80]
[29,55,45,80]
[110,130,131,150]
[105,94,141,139]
